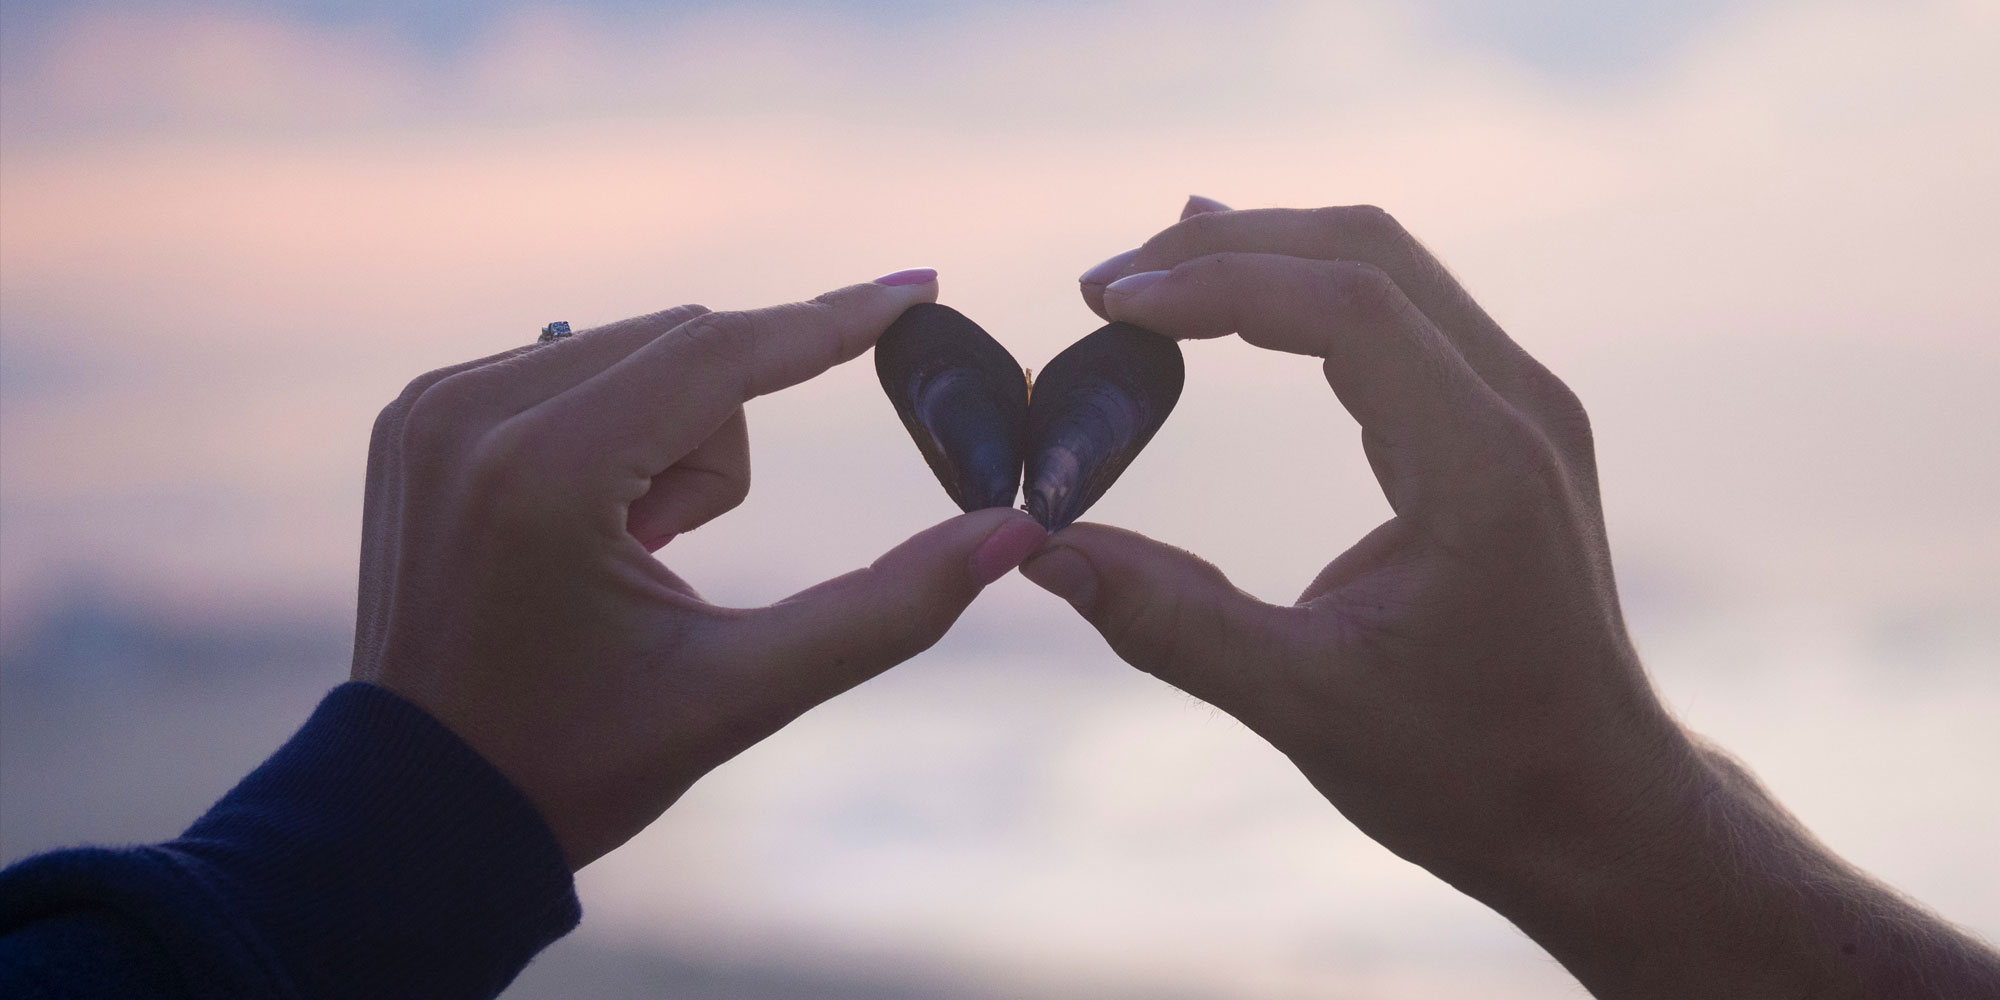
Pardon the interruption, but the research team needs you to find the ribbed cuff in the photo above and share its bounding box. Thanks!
[0,845,292,998]
[166,682,582,999]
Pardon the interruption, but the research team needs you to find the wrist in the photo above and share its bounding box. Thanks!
[1445,712,1718,918]
[1465,729,1911,999]
[1460,731,1781,995]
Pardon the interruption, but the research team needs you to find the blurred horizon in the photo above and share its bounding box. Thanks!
[3,1,1997,997]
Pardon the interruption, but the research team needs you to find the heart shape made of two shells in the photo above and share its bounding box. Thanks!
[875,303,1185,531]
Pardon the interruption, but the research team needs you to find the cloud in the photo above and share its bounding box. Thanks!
[1418,0,1781,79]
[2,0,1891,139]
[9,0,1993,615]
[1,0,1795,120]
[2,4,1998,992]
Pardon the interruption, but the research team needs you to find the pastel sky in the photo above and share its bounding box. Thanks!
[2,1,1996,996]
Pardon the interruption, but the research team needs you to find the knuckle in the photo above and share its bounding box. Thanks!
[1534,373,1596,451]
[1477,411,1574,514]
[1099,555,1236,678]
[1141,219,1201,263]
[1537,371,1585,419]
[1165,205,1226,244]
[1499,406,1562,466]
[405,366,483,417]
[394,367,454,409]
[370,398,414,453]
[761,298,857,376]
[374,365,456,438]
[652,302,710,327]
[1145,207,1244,271]
[674,309,756,368]
[398,368,500,464]
[1317,204,1406,241]
[591,303,710,341]
[1318,205,1431,279]
[462,417,546,509]
[1483,354,1598,472]
[566,304,708,349]
[1101,588,1189,676]
[721,469,752,508]
[676,468,751,526]
[797,299,868,369]
[1323,259,1402,317]
[371,355,508,473]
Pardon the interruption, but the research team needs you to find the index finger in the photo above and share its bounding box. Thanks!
[1085,207,1476,334]
[1101,252,1537,517]
[525,272,939,485]
[1083,206,1582,451]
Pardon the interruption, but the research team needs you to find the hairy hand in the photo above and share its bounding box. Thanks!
[1046,201,2000,998]
[1046,201,1694,902]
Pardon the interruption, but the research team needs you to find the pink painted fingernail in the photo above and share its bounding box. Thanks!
[969,517,1048,587]
[1103,269,1169,298]
[875,267,938,287]
[1079,248,1141,285]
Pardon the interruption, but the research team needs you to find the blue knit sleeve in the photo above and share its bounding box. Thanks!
[0,682,583,999]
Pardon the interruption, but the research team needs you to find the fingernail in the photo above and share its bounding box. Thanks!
[644,532,677,552]
[1020,545,1098,608]
[969,517,1048,587]
[1078,248,1140,285]
[1181,194,1230,219]
[1103,269,1169,299]
[875,267,938,287]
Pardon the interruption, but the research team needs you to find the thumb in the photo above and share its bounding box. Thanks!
[726,507,1047,709]
[1020,523,1293,712]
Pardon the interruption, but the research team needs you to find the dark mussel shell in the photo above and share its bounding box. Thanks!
[1024,323,1185,531]
[875,304,1029,512]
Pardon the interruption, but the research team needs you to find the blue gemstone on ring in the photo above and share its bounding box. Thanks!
[538,321,572,343]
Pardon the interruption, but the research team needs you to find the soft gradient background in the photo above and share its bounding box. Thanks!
[2,1,1996,996]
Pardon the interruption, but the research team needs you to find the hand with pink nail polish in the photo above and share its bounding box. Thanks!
[352,270,1047,869]
[1043,202,2000,997]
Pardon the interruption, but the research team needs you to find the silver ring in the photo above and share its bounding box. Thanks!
[538,321,572,344]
